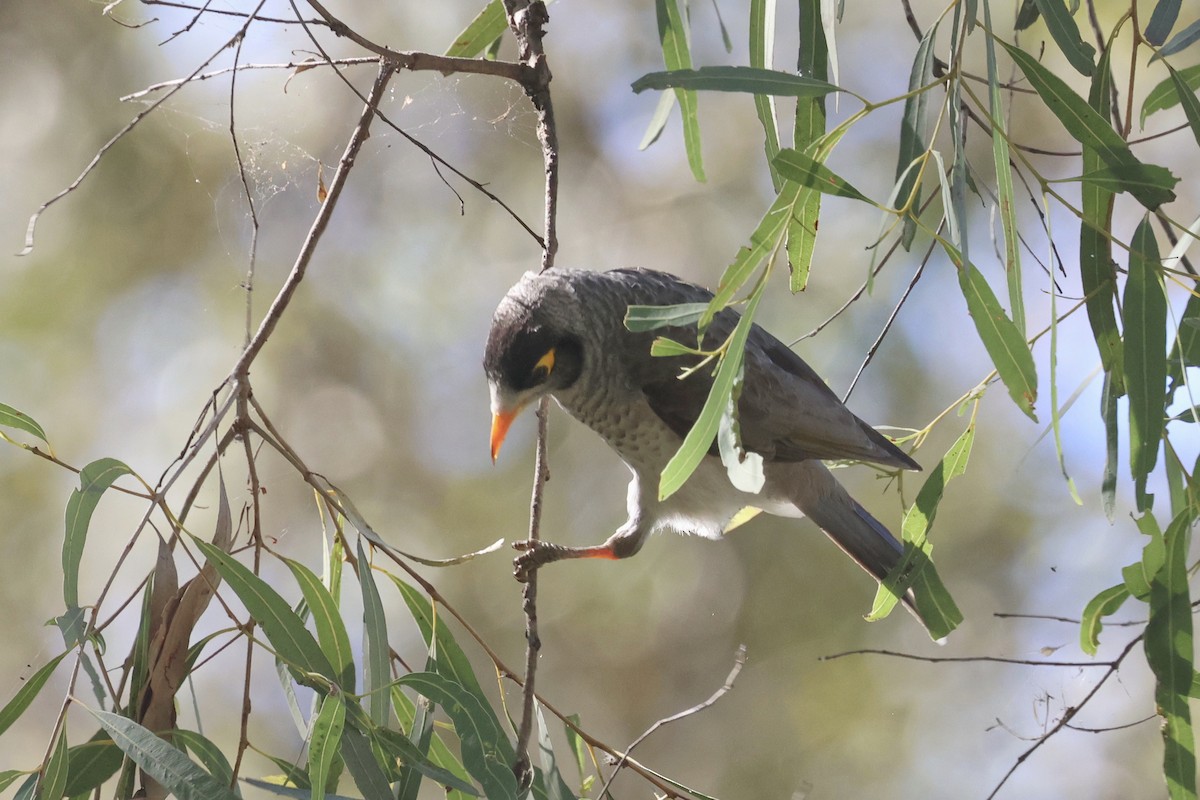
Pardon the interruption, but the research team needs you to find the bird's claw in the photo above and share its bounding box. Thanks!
[512,539,563,583]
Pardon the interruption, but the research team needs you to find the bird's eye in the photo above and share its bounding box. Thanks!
[530,347,556,383]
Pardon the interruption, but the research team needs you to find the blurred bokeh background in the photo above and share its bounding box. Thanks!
[1,0,1196,797]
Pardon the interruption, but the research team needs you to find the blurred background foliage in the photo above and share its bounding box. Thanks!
[1,0,1197,797]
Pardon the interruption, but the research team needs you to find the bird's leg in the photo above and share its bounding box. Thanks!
[512,517,649,583]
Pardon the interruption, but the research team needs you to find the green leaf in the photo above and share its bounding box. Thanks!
[945,245,1039,420]
[339,726,394,800]
[1125,514,1166,600]
[749,0,781,188]
[655,0,705,182]
[706,183,796,322]
[309,694,347,800]
[1031,0,1095,75]
[1145,0,1181,45]
[391,687,474,800]
[1015,0,1040,30]
[638,90,676,151]
[1141,63,1200,127]
[64,458,133,608]
[789,0,828,290]
[1080,40,1123,382]
[1124,216,1168,512]
[372,728,479,796]
[283,558,355,690]
[534,701,575,800]
[1166,63,1200,149]
[62,730,122,797]
[0,402,48,444]
[869,418,971,636]
[84,708,240,800]
[171,729,234,787]
[1100,372,1119,520]
[444,0,505,58]
[1169,290,1200,390]
[1156,18,1200,60]
[38,729,69,800]
[659,282,766,500]
[240,778,357,800]
[632,65,843,98]
[1079,583,1131,655]
[1146,510,1197,799]
[190,535,337,685]
[355,539,390,727]
[983,4,1023,333]
[0,652,67,737]
[623,303,710,333]
[1059,164,1185,200]
[1000,39,1178,209]
[772,148,871,201]
[388,576,487,701]
[396,673,517,800]
[895,23,937,250]
[649,337,705,357]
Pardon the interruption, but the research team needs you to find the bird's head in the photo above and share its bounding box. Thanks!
[483,272,584,462]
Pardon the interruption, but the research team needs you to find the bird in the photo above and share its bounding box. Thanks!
[484,267,931,627]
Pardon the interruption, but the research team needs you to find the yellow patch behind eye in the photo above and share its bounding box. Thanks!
[534,347,556,376]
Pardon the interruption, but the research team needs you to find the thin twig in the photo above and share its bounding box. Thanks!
[820,648,1115,668]
[498,0,558,785]
[140,0,332,26]
[120,58,378,101]
[843,229,938,401]
[985,633,1144,799]
[229,59,395,379]
[598,645,748,798]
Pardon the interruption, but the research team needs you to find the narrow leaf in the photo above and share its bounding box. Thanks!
[1141,64,1200,127]
[62,730,122,797]
[1124,217,1168,511]
[772,148,871,201]
[1145,510,1197,799]
[395,673,517,800]
[638,90,676,151]
[895,24,937,250]
[373,728,479,795]
[0,652,67,737]
[1167,63,1200,148]
[339,727,393,800]
[1101,372,1119,519]
[284,558,355,690]
[1080,41,1123,381]
[171,729,234,788]
[37,729,69,800]
[750,0,781,187]
[660,284,765,500]
[190,536,337,684]
[0,403,48,444]
[1001,39,1178,209]
[869,418,972,634]
[1031,0,1096,75]
[1080,583,1131,655]
[983,2,1024,332]
[790,0,828,289]
[64,458,133,608]
[655,0,706,181]
[388,576,487,701]
[1156,17,1200,59]
[84,708,240,800]
[624,303,710,332]
[445,1,505,58]
[944,245,1039,419]
[1145,0,1182,45]
[309,694,347,800]
[632,65,842,98]
[355,539,389,727]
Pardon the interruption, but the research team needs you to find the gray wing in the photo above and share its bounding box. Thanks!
[605,269,919,471]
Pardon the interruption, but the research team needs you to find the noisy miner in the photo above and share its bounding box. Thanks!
[485,267,929,625]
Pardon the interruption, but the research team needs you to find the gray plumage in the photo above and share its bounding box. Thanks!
[485,267,929,628]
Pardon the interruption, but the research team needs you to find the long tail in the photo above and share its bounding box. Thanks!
[791,463,929,632]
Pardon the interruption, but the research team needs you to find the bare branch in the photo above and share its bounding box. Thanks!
[820,648,1117,668]
[598,645,748,798]
[230,60,395,379]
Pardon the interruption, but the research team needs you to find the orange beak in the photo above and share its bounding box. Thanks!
[490,408,520,463]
